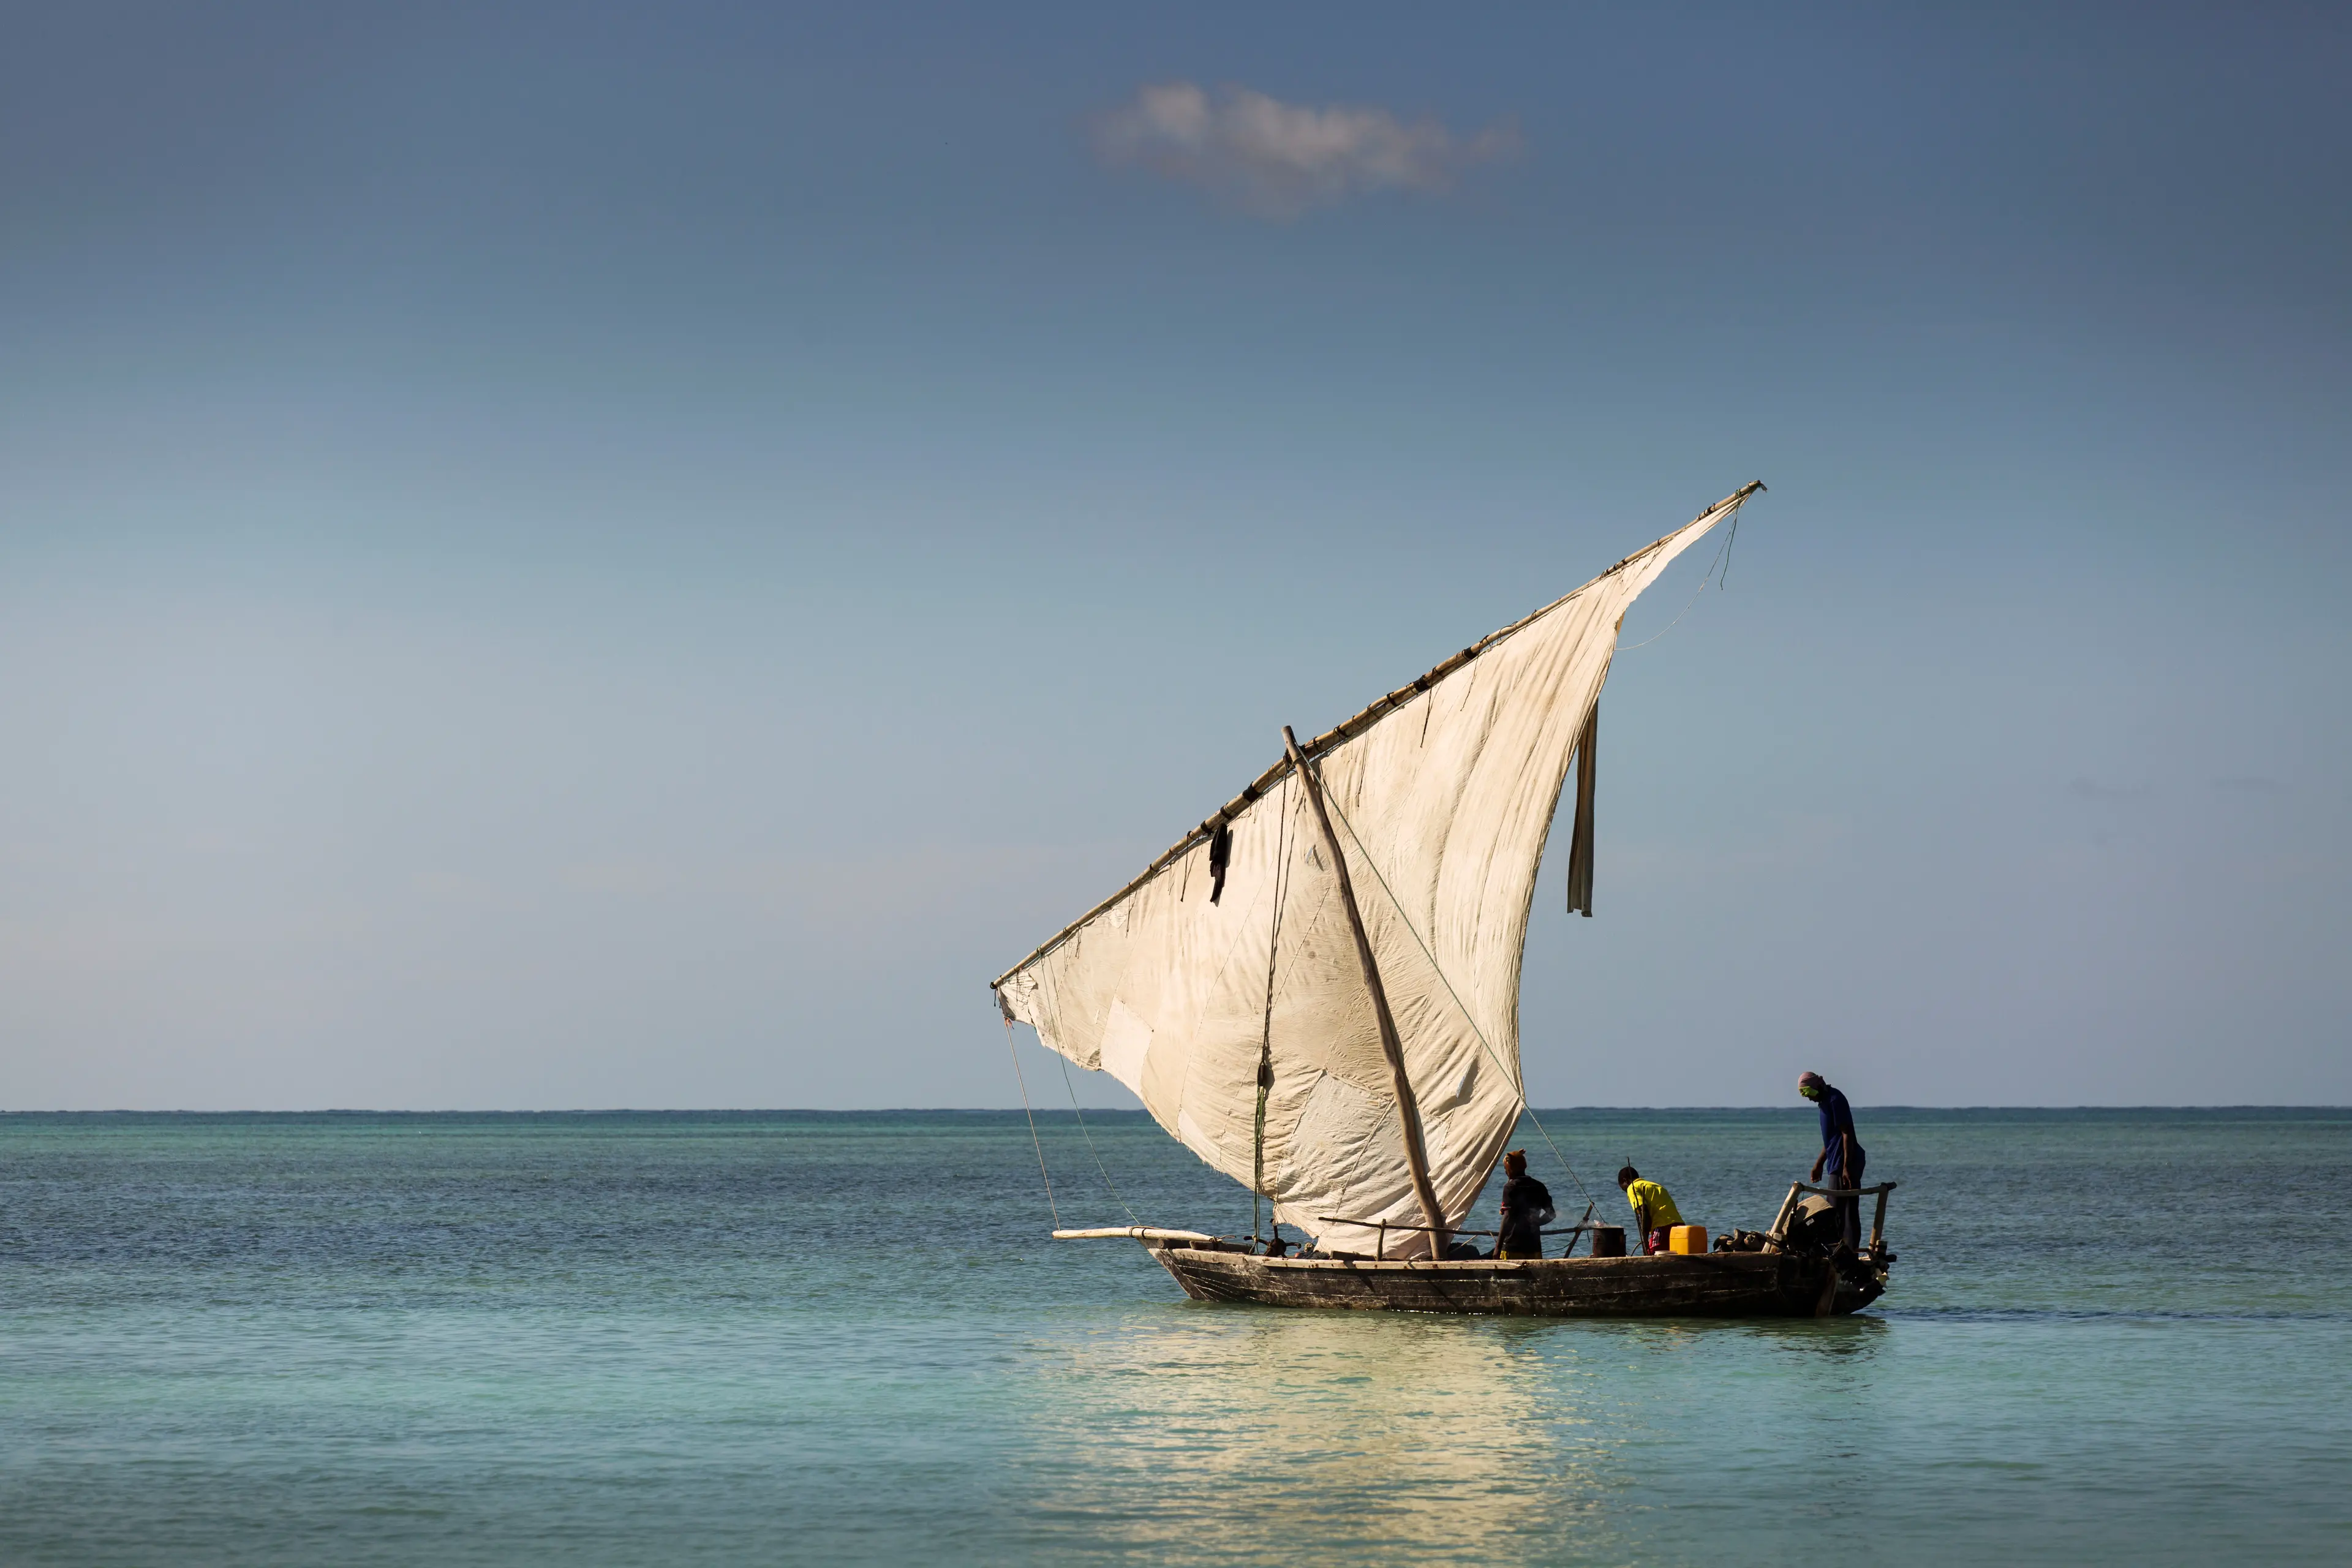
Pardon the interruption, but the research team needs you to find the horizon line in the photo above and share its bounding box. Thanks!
[3,1104,2343,1116]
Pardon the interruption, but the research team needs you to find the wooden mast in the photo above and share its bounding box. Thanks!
[1282,725,1449,1255]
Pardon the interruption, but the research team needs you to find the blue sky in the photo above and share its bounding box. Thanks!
[4,3,2346,1109]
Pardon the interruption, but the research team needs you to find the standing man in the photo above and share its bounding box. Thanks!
[1799,1071,1867,1256]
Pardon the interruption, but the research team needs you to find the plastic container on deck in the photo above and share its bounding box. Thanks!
[1669,1225,1709,1254]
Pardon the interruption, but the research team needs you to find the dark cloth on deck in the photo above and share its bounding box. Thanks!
[1499,1175,1553,1259]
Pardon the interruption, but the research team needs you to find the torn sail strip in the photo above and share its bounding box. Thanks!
[990,483,1761,1260]
[1565,701,1598,917]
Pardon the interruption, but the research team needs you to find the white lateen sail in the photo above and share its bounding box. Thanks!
[993,484,1762,1258]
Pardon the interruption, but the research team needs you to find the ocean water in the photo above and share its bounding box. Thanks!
[1,1108,2345,1566]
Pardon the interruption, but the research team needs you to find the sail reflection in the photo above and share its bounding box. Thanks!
[1016,1306,1643,1566]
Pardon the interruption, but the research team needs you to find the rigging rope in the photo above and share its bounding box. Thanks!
[1057,1050,1142,1227]
[1616,506,1741,652]
[1320,783,1599,1210]
[1001,1011,1060,1230]
[1253,776,1294,1246]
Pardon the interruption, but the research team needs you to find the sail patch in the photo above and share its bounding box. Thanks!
[1099,1000,1156,1090]
[1281,1071,1415,1248]
[1430,1058,1479,1113]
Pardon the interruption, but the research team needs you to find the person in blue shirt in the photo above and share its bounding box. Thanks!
[1798,1071,1867,1256]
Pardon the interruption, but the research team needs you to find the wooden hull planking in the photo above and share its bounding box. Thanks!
[1148,1242,1887,1319]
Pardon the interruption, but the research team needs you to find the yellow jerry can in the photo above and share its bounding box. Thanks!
[1668,1225,1709,1254]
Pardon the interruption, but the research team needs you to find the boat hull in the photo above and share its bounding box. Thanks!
[1148,1242,1886,1318]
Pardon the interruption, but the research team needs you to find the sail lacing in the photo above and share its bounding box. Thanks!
[1320,779,1599,1210]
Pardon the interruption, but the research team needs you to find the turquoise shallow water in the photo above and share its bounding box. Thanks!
[2,1108,2346,1565]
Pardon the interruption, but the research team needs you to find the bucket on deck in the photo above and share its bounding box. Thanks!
[1591,1225,1626,1257]
[1669,1225,1708,1254]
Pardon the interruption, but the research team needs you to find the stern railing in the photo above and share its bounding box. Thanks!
[1764,1180,1897,1257]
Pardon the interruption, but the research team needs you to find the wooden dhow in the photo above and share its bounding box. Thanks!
[1150,1242,1885,1319]
[992,484,1899,1317]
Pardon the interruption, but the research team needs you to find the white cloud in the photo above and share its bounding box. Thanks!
[1093,81,1519,219]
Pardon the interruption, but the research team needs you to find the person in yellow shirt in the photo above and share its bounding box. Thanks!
[1616,1165,1683,1254]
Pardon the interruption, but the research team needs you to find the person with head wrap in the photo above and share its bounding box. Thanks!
[1493,1150,1553,1260]
[1799,1071,1868,1256]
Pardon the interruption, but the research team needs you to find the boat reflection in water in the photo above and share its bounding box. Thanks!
[1017,1306,1888,1563]
[1020,1316,1740,1561]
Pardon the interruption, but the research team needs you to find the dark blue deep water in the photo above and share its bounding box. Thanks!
[2,1108,2346,1564]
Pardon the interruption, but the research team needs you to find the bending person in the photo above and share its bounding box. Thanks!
[1616,1165,1683,1254]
